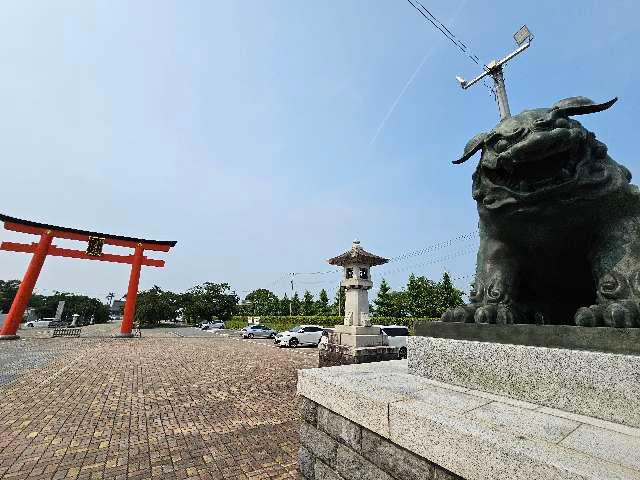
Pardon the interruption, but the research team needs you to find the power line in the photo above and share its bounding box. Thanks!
[388,230,478,263]
[292,269,339,276]
[242,229,480,296]
[405,0,494,95]
[380,245,477,277]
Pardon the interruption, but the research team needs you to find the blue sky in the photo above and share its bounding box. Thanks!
[0,1,638,301]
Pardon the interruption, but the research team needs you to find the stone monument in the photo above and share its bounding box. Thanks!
[299,98,640,480]
[319,240,397,366]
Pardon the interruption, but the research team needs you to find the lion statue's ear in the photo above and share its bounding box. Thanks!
[551,97,618,117]
[453,132,487,165]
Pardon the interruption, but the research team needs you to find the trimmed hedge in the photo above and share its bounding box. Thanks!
[226,316,439,335]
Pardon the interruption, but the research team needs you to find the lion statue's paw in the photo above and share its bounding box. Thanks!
[574,300,640,327]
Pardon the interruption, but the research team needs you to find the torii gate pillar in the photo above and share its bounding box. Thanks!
[118,245,143,337]
[0,232,53,339]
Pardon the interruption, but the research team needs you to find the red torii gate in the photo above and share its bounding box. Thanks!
[0,213,176,340]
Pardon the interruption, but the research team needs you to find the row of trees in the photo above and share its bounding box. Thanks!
[135,273,464,327]
[135,282,239,327]
[240,288,339,317]
[1,272,465,328]
[374,272,463,318]
[0,279,110,324]
[236,272,464,319]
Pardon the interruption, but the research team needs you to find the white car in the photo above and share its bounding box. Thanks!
[24,318,54,328]
[275,325,324,348]
[375,324,409,359]
[200,320,225,330]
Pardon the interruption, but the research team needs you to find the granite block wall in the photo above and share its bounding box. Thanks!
[298,396,462,480]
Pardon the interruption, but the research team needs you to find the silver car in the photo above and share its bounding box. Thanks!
[200,320,225,330]
[242,324,277,339]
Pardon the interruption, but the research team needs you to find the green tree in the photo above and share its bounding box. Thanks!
[290,292,301,316]
[29,292,109,324]
[244,288,280,315]
[388,291,409,318]
[0,280,20,313]
[331,286,345,316]
[301,290,315,316]
[373,278,395,316]
[316,289,331,315]
[279,294,291,316]
[181,282,239,324]
[134,286,180,328]
[435,272,464,315]
[405,274,439,317]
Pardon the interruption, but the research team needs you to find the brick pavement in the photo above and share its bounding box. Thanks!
[0,326,317,479]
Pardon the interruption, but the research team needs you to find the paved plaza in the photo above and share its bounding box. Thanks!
[0,325,317,480]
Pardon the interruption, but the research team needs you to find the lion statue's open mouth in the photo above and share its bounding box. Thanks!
[454,97,630,212]
[443,96,640,328]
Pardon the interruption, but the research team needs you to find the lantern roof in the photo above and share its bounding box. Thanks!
[327,240,389,267]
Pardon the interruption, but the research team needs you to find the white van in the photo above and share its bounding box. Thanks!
[374,324,409,359]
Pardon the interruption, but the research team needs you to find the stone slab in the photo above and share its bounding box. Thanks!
[298,360,640,480]
[332,325,381,336]
[560,424,640,472]
[463,401,580,443]
[408,336,640,428]
[298,360,421,437]
[337,333,383,348]
[415,321,640,355]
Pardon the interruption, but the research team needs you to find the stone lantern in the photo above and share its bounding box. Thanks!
[328,240,388,327]
[321,240,395,366]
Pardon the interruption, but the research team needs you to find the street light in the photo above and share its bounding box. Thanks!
[456,25,534,120]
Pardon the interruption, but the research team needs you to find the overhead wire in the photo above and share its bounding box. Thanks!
[242,229,480,297]
[405,0,494,95]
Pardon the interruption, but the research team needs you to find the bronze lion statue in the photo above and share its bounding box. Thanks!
[443,96,640,327]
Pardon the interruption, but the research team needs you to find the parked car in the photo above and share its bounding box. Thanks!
[275,325,324,348]
[242,324,277,339]
[24,318,54,328]
[375,324,409,359]
[200,320,225,330]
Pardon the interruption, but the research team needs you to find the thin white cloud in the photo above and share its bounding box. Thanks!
[368,48,434,148]
[369,0,470,148]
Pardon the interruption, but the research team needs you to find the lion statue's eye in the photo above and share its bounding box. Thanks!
[555,118,571,129]
[494,139,509,153]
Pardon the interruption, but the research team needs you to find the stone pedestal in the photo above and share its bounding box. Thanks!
[319,326,397,367]
[298,359,640,480]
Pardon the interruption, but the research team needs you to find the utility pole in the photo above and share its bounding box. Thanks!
[456,25,533,120]
[289,273,294,316]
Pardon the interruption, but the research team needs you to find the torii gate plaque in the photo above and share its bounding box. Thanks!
[0,213,176,340]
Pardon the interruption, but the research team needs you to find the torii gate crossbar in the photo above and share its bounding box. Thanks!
[0,213,176,340]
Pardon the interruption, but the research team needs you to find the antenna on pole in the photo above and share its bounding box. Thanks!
[456,25,534,120]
